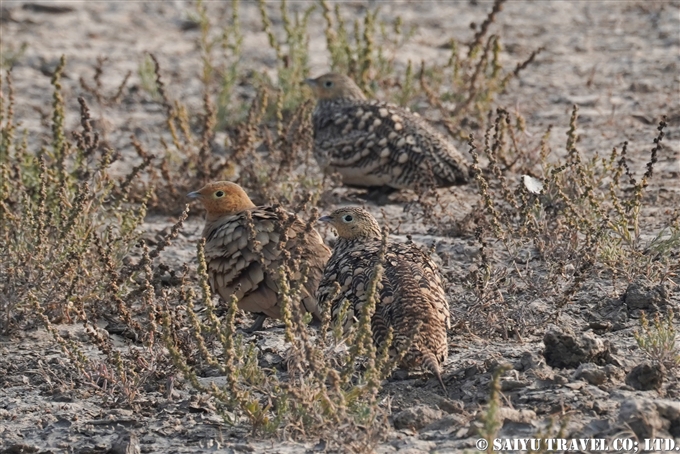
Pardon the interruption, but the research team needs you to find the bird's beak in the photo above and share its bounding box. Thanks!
[304,78,316,87]
[318,215,332,223]
[187,191,202,199]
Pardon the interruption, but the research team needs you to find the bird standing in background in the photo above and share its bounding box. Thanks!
[316,207,450,390]
[305,72,469,190]
[188,181,331,332]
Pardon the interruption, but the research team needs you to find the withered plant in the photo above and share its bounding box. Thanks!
[123,0,540,218]
[462,106,674,338]
[123,50,326,216]
[0,59,190,407]
[161,224,398,451]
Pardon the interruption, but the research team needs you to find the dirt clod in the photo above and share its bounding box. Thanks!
[619,398,680,439]
[625,361,665,391]
[623,278,670,315]
[655,400,680,437]
[542,327,610,369]
[393,405,445,431]
[496,407,537,425]
[108,431,140,454]
[573,363,607,386]
[422,413,469,433]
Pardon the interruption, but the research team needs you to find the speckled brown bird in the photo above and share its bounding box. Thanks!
[188,181,331,332]
[316,207,450,390]
[305,72,469,190]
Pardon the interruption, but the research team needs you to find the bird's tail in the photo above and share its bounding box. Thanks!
[422,351,446,393]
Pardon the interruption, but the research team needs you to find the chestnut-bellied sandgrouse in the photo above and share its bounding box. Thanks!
[316,207,450,390]
[188,181,331,332]
[305,72,469,190]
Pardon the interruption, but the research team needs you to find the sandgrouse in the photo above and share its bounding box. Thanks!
[305,72,469,190]
[316,207,450,390]
[188,181,331,332]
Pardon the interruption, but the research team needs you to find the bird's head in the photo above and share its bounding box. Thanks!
[318,207,382,240]
[187,181,256,221]
[304,73,367,102]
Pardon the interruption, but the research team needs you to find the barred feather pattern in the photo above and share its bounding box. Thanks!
[316,208,450,389]
[203,206,330,324]
[307,73,469,189]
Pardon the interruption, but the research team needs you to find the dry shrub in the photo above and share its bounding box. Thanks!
[634,310,680,370]
[126,56,324,216]
[161,228,399,451]
[318,0,540,131]
[0,59,190,405]
[0,61,394,448]
[0,0,556,448]
[121,0,540,216]
[461,106,675,338]
[0,58,147,334]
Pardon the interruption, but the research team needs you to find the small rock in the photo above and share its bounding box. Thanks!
[435,398,464,414]
[588,321,612,333]
[51,392,75,403]
[393,405,444,431]
[497,407,537,425]
[553,373,570,385]
[464,364,484,378]
[624,278,669,314]
[604,364,625,382]
[655,400,680,437]
[619,399,667,439]
[517,351,546,371]
[625,361,665,391]
[109,431,141,454]
[573,363,607,385]
[422,413,468,432]
[543,327,610,368]
[178,19,200,31]
[501,379,529,391]
[593,400,617,415]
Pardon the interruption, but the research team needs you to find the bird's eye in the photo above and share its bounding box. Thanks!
[215,190,225,198]
[324,80,333,88]
[342,214,353,222]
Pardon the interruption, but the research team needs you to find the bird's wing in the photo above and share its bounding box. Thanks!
[205,207,330,319]
[203,208,285,318]
[380,243,450,363]
[314,101,468,187]
[318,240,381,331]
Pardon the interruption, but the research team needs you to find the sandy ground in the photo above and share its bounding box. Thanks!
[2,1,680,453]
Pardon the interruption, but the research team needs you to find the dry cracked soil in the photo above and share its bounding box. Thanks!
[1,1,680,453]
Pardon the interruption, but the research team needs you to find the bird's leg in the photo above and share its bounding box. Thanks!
[241,313,267,333]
